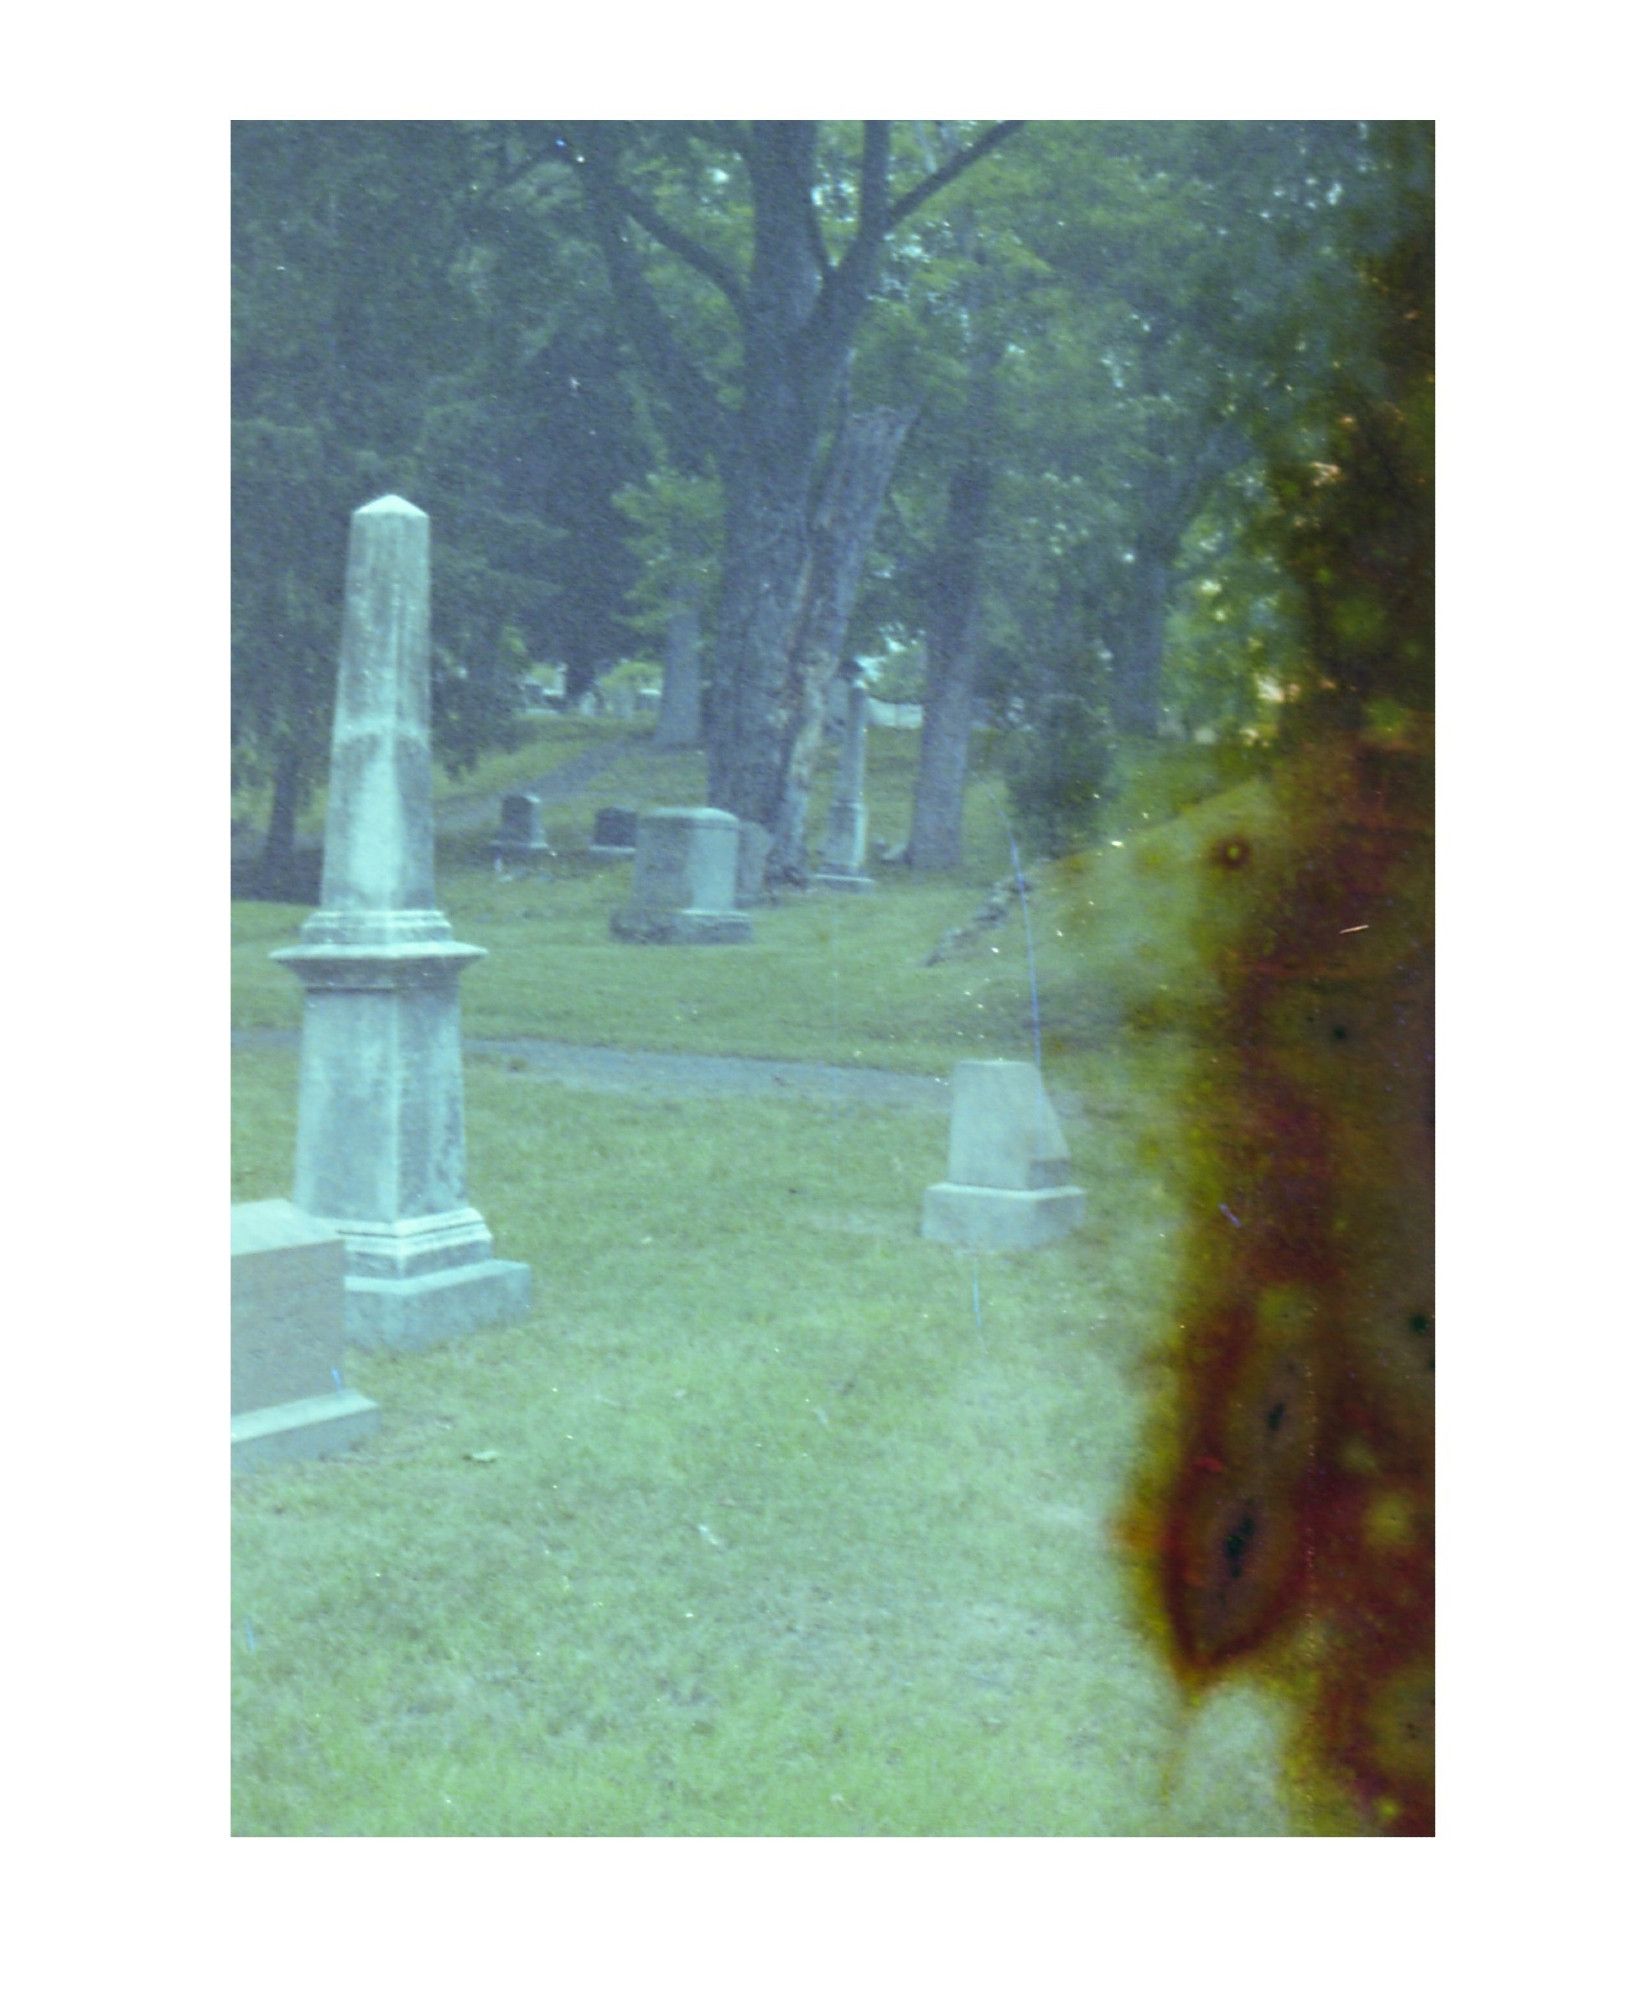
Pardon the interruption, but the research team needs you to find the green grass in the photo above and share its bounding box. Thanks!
[233,712,629,849]
[231,720,1280,1091]
[232,719,1343,1836]
[233,1046,1301,1837]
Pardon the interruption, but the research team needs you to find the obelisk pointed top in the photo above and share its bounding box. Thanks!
[356,493,427,520]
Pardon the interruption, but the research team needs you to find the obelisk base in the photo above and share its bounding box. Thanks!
[344,1257,534,1350]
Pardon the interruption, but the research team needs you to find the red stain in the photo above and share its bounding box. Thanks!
[1139,733,1434,1834]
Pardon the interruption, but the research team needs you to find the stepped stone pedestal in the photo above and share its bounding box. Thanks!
[491,791,550,866]
[814,673,876,893]
[610,807,752,943]
[273,496,531,1349]
[231,1201,380,1471]
[922,1060,1086,1249]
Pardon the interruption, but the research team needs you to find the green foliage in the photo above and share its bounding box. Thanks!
[1000,691,1116,860]
[611,465,723,640]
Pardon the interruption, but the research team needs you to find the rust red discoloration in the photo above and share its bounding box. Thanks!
[1144,733,1434,1833]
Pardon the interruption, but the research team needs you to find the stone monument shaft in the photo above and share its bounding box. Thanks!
[273,496,531,1348]
[816,670,875,890]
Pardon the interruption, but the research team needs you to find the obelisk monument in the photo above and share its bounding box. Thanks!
[273,496,532,1348]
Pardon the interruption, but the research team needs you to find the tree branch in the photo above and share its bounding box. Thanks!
[885,121,1025,231]
[576,134,731,470]
[612,184,748,314]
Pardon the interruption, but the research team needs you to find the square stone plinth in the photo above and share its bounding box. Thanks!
[232,1200,382,1468]
[345,1256,534,1350]
[921,1181,1087,1250]
[232,1389,381,1473]
[232,1201,348,1414]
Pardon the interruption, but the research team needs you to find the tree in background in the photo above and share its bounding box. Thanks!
[562,120,1022,839]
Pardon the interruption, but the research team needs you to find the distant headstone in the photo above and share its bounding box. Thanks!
[922,1060,1086,1249]
[736,820,772,906]
[815,672,875,892]
[491,791,550,866]
[231,1201,379,1471]
[610,807,753,944]
[272,496,532,1349]
[590,806,639,858]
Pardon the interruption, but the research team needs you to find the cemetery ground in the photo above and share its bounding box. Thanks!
[232,718,1356,1836]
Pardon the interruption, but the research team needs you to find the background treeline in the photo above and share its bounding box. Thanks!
[232,119,1432,885]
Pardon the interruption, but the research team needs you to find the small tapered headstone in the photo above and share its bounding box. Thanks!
[922,1060,1085,1249]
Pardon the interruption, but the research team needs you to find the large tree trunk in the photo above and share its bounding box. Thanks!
[907,616,983,870]
[767,405,917,880]
[577,121,1023,835]
[704,420,817,823]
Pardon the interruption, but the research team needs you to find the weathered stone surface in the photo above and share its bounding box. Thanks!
[230,1200,381,1469]
[921,1060,1086,1249]
[232,1388,382,1472]
[947,1059,1073,1191]
[232,1200,348,1413]
[311,495,439,927]
[921,1181,1086,1250]
[815,675,875,892]
[272,497,531,1347]
[610,807,752,944]
[491,791,549,864]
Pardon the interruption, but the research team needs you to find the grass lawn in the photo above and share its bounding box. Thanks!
[231,719,1279,1087]
[231,719,1354,1836]
[232,1047,1339,1836]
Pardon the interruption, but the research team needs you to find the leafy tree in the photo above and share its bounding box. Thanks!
[559,119,1023,838]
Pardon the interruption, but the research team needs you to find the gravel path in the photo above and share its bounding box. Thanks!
[231,1028,957,1112]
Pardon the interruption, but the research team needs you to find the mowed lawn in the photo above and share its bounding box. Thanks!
[231,721,1345,1836]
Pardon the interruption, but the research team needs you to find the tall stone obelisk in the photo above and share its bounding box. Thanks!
[814,667,876,892]
[273,496,532,1349]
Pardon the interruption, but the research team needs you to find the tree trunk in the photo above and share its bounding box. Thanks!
[653,585,703,747]
[259,743,305,892]
[907,403,996,869]
[767,405,917,880]
[907,618,983,870]
[704,423,816,824]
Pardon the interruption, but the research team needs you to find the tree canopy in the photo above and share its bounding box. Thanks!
[232,119,1431,880]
